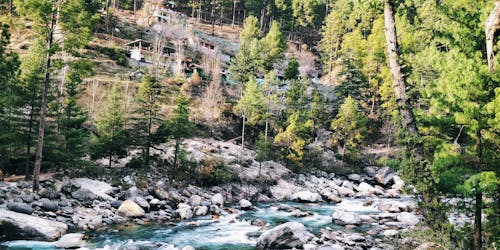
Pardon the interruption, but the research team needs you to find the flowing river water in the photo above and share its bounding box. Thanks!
[1,197,414,250]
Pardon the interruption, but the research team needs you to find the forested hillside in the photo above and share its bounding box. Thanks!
[0,0,498,249]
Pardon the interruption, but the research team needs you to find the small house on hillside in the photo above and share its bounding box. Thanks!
[125,39,152,61]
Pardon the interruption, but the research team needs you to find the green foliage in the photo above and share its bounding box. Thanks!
[195,157,235,186]
[234,77,267,125]
[260,21,285,70]
[330,96,367,159]
[92,84,128,165]
[284,57,299,80]
[274,111,314,167]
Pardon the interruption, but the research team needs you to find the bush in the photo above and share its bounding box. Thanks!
[195,157,235,186]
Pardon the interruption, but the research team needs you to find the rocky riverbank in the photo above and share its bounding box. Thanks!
[0,138,423,249]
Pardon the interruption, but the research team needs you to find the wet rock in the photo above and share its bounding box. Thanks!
[363,198,374,206]
[238,199,253,210]
[211,193,224,207]
[116,199,145,218]
[111,200,123,209]
[251,219,266,227]
[291,191,322,203]
[0,209,67,241]
[257,222,313,249]
[277,204,294,212]
[291,209,313,217]
[55,233,85,249]
[331,210,361,226]
[7,202,33,214]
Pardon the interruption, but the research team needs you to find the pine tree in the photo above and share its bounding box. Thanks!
[133,75,165,167]
[93,84,128,168]
[330,96,367,161]
[260,21,285,70]
[229,16,262,85]
[169,90,193,169]
[233,77,266,149]
[274,111,314,167]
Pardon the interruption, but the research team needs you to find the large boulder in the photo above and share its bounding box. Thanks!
[397,212,420,226]
[211,193,224,207]
[7,202,33,215]
[331,210,361,226]
[176,203,193,220]
[375,167,394,186]
[55,233,85,249]
[71,189,98,206]
[291,191,323,203]
[257,222,313,249]
[116,199,145,218]
[0,209,67,241]
[355,182,375,193]
[72,178,114,200]
[188,195,202,207]
[238,199,253,210]
[336,186,355,197]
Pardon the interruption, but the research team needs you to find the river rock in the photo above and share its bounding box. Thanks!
[71,188,98,206]
[7,202,33,214]
[347,174,361,182]
[133,196,150,211]
[40,199,59,212]
[238,199,253,210]
[181,246,195,250]
[375,167,394,186]
[331,210,361,225]
[177,203,193,220]
[211,193,224,207]
[392,175,405,190]
[336,186,355,197]
[257,221,313,249]
[189,195,202,207]
[356,182,374,193]
[291,209,313,217]
[269,180,302,201]
[38,187,58,199]
[397,212,420,226]
[55,233,85,249]
[116,199,145,218]
[277,204,294,212]
[193,206,209,216]
[72,178,114,200]
[291,191,322,203]
[0,209,67,241]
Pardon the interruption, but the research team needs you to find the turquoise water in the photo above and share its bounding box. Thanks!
[0,198,389,250]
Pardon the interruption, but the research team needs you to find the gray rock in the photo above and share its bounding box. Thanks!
[336,186,355,197]
[397,212,420,226]
[111,200,123,209]
[176,203,193,220]
[331,210,361,225]
[152,187,170,200]
[38,187,58,199]
[188,195,202,207]
[40,200,59,212]
[375,167,394,186]
[291,191,322,203]
[257,222,313,249]
[72,178,114,200]
[133,196,150,211]
[347,174,361,182]
[7,202,33,214]
[238,199,253,210]
[71,188,97,206]
[193,206,209,216]
[211,193,224,207]
[0,209,67,241]
[356,182,375,193]
[277,204,294,212]
[55,233,85,249]
[365,166,376,177]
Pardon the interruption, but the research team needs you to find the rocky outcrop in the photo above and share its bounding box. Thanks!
[257,222,313,249]
[72,178,114,200]
[0,209,67,241]
[116,199,145,218]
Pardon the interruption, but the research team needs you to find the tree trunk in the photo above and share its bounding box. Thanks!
[173,139,180,168]
[232,0,237,26]
[486,0,500,72]
[473,129,483,250]
[133,0,137,16]
[383,1,419,138]
[33,5,57,192]
[106,0,111,33]
[241,114,246,149]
